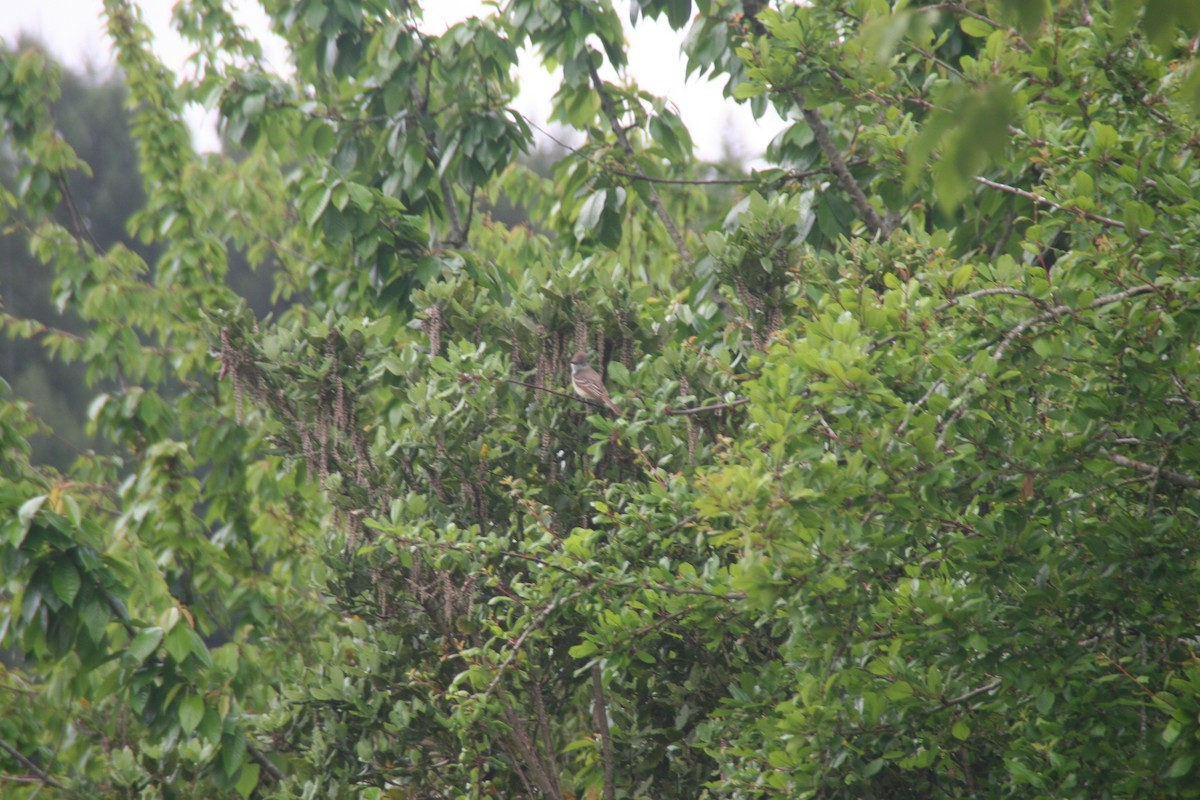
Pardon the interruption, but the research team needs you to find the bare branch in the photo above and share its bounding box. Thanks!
[606,168,754,186]
[246,740,284,784]
[0,739,68,793]
[664,398,750,416]
[933,287,1051,314]
[973,176,1152,237]
[499,376,611,411]
[1103,452,1200,489]
[591,664,616,800]
[935,277,1197,448]
[55,173,103,253]
[991,282,1185,361]
[790,91,887,237]
[920,3,1031,52]
[483,598,562,702]
[525,117,859,187]
[942,678,1002,707]
[499,705,565,800]
[587,56,693,263]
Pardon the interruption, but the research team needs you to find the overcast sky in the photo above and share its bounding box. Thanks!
[0,0,786,160]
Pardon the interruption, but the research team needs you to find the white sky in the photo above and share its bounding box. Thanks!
[0,0,786,161]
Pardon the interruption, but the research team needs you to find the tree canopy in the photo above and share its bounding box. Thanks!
[3,0,1200,798]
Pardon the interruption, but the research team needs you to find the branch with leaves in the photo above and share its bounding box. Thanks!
[586,55,693,263]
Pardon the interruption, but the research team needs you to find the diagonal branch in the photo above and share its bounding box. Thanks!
[246,740,285,784]
[936,277,1197,448]
[790,91,887,237]
[586,56,693,263]
[973,176,1152,237]
[482,598,563,702]
[990,282,1192,361]
[0,738,69,793]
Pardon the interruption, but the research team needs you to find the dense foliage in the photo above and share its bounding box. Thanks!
[3,0,1200,798]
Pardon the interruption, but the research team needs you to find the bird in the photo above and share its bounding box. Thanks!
[569,351,622,416]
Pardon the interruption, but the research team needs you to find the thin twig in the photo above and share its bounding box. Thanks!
[500,376,607,409]
[605,163,860,186]
[591,664,617,800]
[587,56,693,263]
[664,398,750,416]
[643,585,747,600]
[920,3,1031,52]
[482,598,562,702]
[606,168,753,185]
[527,117,859,187]
[0,740,68,793]
[941,678,1002,707]
[55,174,103,252]
[936,278,1197,448]
[974,176,1152,237]
[933,286,1050,314]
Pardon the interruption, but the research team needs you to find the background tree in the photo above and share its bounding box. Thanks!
[0,43,145,469]
[2,1,1200,798]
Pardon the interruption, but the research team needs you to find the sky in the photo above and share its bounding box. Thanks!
[0,0,787,160]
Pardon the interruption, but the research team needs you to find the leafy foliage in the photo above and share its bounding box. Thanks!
[3,1,1200,798]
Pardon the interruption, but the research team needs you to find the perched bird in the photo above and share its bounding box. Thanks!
[569,351,622,416]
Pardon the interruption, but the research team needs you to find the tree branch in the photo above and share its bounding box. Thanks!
[499,376,611,411]
[525,117,860,188]
[246,740,284,784]
[482,598,562,702]
[790,91,887,237]
[591,664,616,800]
[1103,451,1200,489]
[942,678,1002,707]
[55,173,103,253]
[499,705,565,800]
[991,282,1190,361]
[935,277,1197,448]
[932,286,1051,314]
[663,398,749,415]
[586,56,693,263]
[0,739,68,793]
[973,176,1152,237]
[920,3,1031,52]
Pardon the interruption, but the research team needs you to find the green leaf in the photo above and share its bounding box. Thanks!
[951,719,971,740]
[51,559,81,606]
[959,17,994,37]
[127,627,164,665]
[179,695,205,735]
[574,189,607,239]
[236,763,260,799]
[165,623,213,668]
[221,732,247,779]
[563,737,595,753]
[1167,753,1194,779]
[569,640,598,658]
[951,264,973,289]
